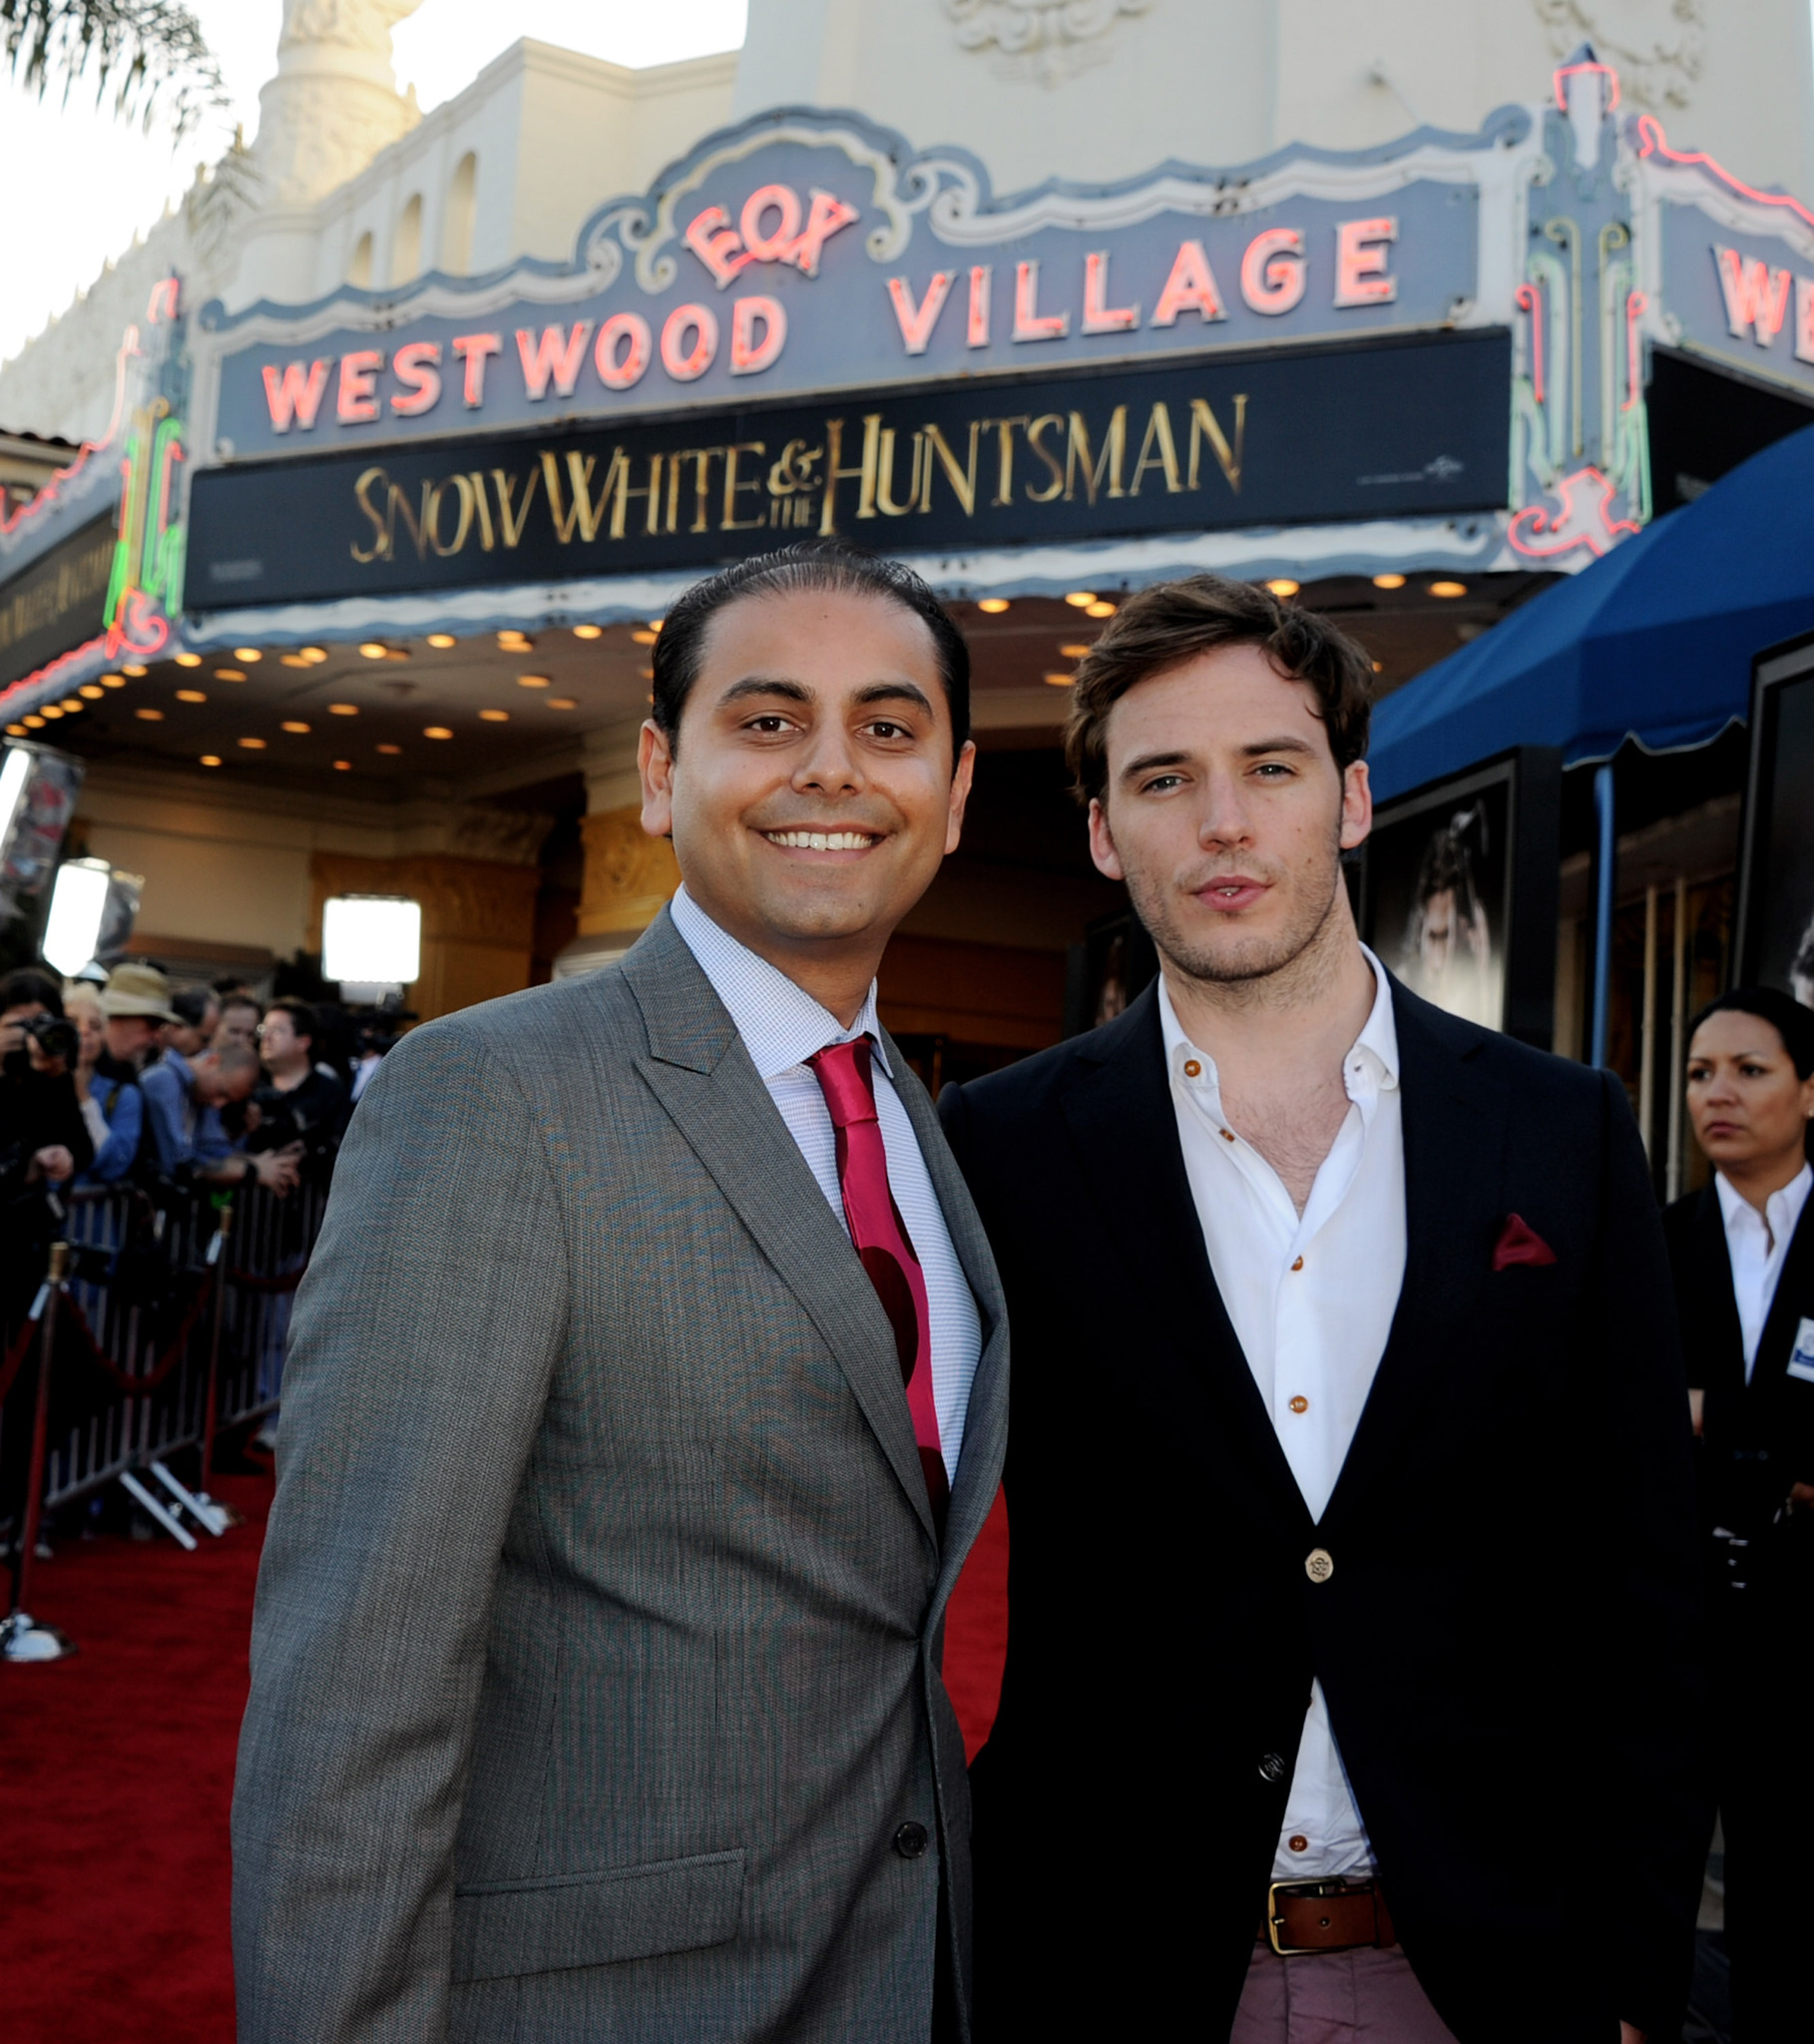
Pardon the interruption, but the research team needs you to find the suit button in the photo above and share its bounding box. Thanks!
[893,1821,929,1859]
[1305,1548,1334,1584]
[1259,1753,1288,1784]
[1288,1834,1309,1853]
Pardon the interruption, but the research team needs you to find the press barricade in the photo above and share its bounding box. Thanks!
[0,1178,329,1656]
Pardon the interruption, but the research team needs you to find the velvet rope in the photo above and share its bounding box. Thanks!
[0,1300,46,1405]
[56,1272,215,1396]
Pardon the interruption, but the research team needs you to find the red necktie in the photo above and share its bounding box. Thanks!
[807,1037,948,1536]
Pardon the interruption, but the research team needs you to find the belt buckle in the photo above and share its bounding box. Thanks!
[1266,1877,1359,1958]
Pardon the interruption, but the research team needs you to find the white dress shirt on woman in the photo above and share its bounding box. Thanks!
[1159,947,1406,1882]
[671,886,982,1480]
[1717,1162,1812,1380]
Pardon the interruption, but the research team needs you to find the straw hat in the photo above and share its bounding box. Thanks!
[99,962,180,1023]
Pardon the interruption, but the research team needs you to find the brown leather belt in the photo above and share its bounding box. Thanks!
[1261,1877,1397,1957]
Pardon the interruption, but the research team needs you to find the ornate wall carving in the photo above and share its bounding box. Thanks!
[1534,1,1704,111]
[943,0,1155,86]
[579,806,680,937]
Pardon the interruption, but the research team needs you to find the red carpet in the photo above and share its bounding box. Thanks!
[4,1475,1008,2040]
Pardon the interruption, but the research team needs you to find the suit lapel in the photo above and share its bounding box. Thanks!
[1057,987,1309,1532]
[1750,1188,1814,1396]
[1322,980,1508,1531]
[1692,1185,1747,1401]
[878,1025,1009,1584]
[622,915,936,1545]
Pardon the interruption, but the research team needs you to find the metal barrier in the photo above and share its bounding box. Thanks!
[0,1178,329,1646]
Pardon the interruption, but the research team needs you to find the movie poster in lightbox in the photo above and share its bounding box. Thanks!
[1740,647,1814,1007]
[1364,767,1513,1032]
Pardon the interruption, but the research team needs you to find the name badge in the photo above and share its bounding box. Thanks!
[1786,1317,1814,1385]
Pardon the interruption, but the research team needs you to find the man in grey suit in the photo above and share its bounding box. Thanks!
[232,542,1008,2044]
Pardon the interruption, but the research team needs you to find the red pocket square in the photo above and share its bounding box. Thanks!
[1493,1213,1558,1271]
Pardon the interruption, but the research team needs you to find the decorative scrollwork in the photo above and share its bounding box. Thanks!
[1534,1,1704,112]
[944,0,1156,86]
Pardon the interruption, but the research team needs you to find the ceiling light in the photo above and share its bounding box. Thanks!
[42,858,113,976]
[547,697,578,710]
[359,642,389,659]
[100,673,126,688]
[1044,672,1076,687]
[301,647,328,664]
[233,648,262,663]
[497,630,532,648]
[572,624,603,640]
[281,721,311,734]
[1372,661,1384,673]
[4,723,25,737]
[423,726,453,740]
[176,689,207,703]
[649,618,664,632]
[1372,572,1407,590]
[478,708,509,722]
[1085,600,1117,619]
[40,705,64,719]
[175,652,203,669]
[640,666,655,681]
[133,707,162,722]
[1059,643,1092,659]
[200,755,222,767]
[121,664,147,677]
[322,894,422,987]
[632,628,659,645]
[327,703,358,716]
[59,697,84,713]
[280,654,312,669]
[1429,579,1468,598]
[384,646,410,661]
[376,743,401,756]
[21,715,45,729]
[1265,578,1300,597]
[977,598,1011,614]
[425,633,457,649]
[517,673,551,689]
[215,668,246,683]
[333,760,352,771]
[238,736,266,750]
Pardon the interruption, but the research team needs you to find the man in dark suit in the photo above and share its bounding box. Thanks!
[232,544,1008,2044]
[1665,985,1814,2041]
[939,575,1705,2044]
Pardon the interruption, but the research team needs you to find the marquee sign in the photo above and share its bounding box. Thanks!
[191,106,1522,468]
[187,331,1511,609]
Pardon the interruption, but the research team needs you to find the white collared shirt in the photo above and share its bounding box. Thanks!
[1717,1163,1812,1381]
[1159,948,1407,1882]
[670,887,982,1480]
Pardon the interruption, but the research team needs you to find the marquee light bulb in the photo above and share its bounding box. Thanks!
[1085,600,1117,619]
[1064,591,1097,607]
[1044,671,1076,687]
[359,642,389,659]
[175,652,203,668]
[1265,578,1300,597]
[42,858,113,976]
[426,633,457,649]
[233,648,262,663]
[572,624,603,640]
[1429,579,1468,598]
[121,664,147,678]
[976,598,1011,614]
[1372,573,1407,590]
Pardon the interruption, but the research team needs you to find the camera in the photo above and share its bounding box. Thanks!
[27,1013,80,1065]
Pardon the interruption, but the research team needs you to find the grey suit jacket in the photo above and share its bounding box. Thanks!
[231,910,1009,2044]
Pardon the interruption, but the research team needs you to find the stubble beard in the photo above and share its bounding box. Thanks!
[1124,827,1350,1009]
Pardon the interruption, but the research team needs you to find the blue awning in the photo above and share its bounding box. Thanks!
[1368,419,1814,800]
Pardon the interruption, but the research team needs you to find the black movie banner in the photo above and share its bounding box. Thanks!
[186,329,1511,609]
[0,514,118,689]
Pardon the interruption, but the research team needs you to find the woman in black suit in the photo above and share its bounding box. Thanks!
[1664,986,1814,2044]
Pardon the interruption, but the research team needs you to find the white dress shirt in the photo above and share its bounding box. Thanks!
[670,887,982,1480]
[1717,1163,1812,1381]
[1159,948,1406,1882]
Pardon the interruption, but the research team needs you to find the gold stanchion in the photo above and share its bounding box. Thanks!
[2,1241,76,1664]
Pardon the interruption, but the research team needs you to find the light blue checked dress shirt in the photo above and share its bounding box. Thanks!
[671,885,982,1480]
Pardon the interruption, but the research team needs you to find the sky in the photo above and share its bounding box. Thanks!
[0,0,747,370]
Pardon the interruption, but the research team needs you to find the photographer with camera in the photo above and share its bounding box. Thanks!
[0,970,91,1204]
[143,1036,298,1194]
[250,1000,349,1190]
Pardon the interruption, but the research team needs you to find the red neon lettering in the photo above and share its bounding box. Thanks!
[1797,278,1814,365]
[1240,230,1305,315]
[1624,290,1647,407]
[595,312,652,390]
[968,265,992,347]
[451,332,502,407]
[1714,247,1791,345]
[336,350,383,424]
[261,359,331,432]
[889,271,955,355]
[1082,251,1138,333]
[1333,217,1397,307]
[1013,259,1069,342]
[517,321,595,401]
[740,185,802,263]
[662,303,719,381]
[146,276,180,325]
[684,204,751,288]
[1149,240,1226,326]
[1515,282,1545,404]
[785,189,860,276]
[1636,116,1814,236]
[389,339,443,416]
[730,295,787,375]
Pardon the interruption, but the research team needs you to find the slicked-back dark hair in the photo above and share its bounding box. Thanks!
[1065,574,1374,805]
[651,540,971,762]
[1689,985,1814,1080]
[264,995,318,1050]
